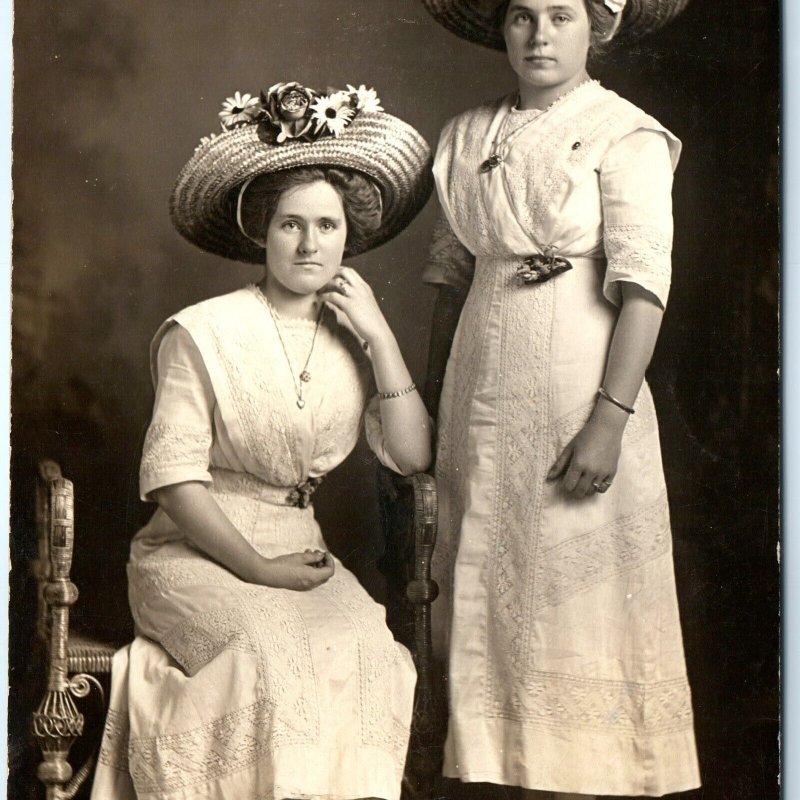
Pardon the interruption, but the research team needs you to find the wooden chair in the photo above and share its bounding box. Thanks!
[31,460,442,799]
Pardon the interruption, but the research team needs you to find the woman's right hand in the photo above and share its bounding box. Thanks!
[318,267,392,348]
[257,550,335,591]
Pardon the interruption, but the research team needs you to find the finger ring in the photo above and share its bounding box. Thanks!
[592,482,602,491]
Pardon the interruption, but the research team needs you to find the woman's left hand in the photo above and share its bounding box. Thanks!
[547,411,626,498]
[318,267,391,347]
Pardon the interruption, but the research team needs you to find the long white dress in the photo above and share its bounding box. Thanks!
[91,285,416,800]
[424,81,700,796]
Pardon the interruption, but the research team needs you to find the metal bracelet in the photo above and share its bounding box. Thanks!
[597,386,635,415]
[378,382,417,400]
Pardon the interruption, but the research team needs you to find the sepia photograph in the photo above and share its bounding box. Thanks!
[8,1,779,799]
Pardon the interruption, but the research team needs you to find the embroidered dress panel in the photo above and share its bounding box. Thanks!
[425,81,699,795]
[91,286,415,800]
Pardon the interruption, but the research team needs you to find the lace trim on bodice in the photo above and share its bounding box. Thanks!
[140,422,211,482]
[165,289,371,487]
[248,283,322,329]
[435,82,677,263]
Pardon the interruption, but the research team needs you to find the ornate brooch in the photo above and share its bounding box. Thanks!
[516,253,573,285]
[287,476,324,508]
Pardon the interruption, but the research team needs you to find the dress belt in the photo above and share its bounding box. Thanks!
[210,469,324,509]
[254,477,324,508]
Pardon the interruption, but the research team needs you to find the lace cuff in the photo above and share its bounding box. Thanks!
[139,421,213,500]
[421,211,475,291]
[603,223,672,309]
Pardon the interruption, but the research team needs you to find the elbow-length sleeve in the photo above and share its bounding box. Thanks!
[421,209,476,291]
[600,128,677,309]
[363,395,433,476]
[363,395,406,475]
[139,324,215,500]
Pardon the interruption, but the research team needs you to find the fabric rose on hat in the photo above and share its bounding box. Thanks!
[261,82,317,142]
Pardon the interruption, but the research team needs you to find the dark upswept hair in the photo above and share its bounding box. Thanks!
[237,166,383,255]
[494,0,618,57]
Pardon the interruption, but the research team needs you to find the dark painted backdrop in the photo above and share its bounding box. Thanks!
[9,1,779,798]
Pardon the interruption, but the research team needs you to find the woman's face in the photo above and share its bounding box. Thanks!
[504,0,592,103]
[265,180,347,297]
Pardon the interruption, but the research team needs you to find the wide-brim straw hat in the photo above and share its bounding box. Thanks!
[420,0,691,50]
[171,94,433,263]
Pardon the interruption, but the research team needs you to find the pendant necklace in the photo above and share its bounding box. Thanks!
[480,100,536,173]
[480,79,597,174]
[255,285,323,409]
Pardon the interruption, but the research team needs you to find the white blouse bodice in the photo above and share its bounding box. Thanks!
[429,81,681,308]
[139,285,398,501]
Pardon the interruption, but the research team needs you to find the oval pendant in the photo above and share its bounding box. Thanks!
[297,398,305,409]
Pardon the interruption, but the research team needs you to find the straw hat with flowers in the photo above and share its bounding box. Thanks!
[170,82,434,262]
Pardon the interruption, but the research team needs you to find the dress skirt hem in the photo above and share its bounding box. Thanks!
[442,712,700,796]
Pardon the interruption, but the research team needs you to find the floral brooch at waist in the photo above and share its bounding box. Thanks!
[516,249,573,285]
[212,82,383,146]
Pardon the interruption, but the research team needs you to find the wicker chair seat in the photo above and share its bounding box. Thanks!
[67,630,118,674]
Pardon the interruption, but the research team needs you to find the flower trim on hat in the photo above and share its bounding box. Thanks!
[211,82,384,147]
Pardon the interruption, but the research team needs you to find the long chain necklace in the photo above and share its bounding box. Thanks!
[255,285,324,409]
[480,78,597,173]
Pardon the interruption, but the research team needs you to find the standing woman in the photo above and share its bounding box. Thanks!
[420,1,700,797]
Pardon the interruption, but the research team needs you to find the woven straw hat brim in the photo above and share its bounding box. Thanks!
[420,0,691,50]
[170,112,433,263]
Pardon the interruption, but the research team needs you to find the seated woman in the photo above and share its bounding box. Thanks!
[91,81,433,800]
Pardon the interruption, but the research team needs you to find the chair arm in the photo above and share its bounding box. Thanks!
[401,473,438,670]
[377,468,445,798]
[31,462,87,799]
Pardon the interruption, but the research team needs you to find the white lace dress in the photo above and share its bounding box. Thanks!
[424,81,700,796]
[91,285,416,800]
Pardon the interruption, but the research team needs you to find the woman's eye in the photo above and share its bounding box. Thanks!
[282,221,299,231]
[320,221,337,232]
[553,13,570,23]
[510,11,531,23]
